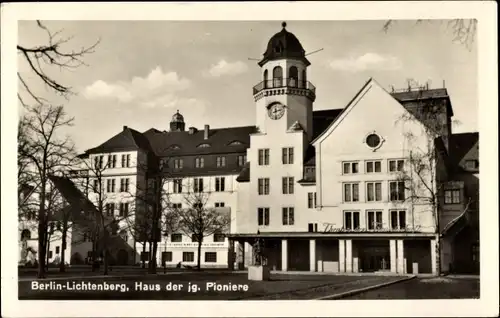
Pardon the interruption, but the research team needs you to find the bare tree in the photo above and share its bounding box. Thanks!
[169,185,231,271]
[126,159,172,273]
[17,20,100,107]
[395,90,469,275]
[20,104,75,278]
[76,154,121,275]
[382,19,477,50]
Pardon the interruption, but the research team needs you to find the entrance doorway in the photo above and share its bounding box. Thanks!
[357,240,390,272]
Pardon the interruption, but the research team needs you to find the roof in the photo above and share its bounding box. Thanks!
[391,88,454,117]
[312,109,344,140]
[448,132,479,167]
[86,126,153,154]
[390,88,449,101]
[48,175,99,218]
[144,126,256,157]
[259,22,310,67]
[236,162,250,182]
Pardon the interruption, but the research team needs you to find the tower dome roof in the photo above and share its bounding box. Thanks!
[258,22,310,67]
[171,110,184,123]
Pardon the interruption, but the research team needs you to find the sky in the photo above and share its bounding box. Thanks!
[17,20,478,153]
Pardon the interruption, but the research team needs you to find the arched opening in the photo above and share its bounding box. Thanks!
[71,252,84,265]
[117,249,129,265]
[263,69,269,88]
[289,66,298,87]
[273,66,283,88]
[21,229,31,240]
[302,70,307,88]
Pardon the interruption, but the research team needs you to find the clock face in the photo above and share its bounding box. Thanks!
[268,103,285,120]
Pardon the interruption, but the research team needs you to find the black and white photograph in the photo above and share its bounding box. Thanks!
[1,2,498,317]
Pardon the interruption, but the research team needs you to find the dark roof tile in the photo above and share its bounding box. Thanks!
[448,132,479,167]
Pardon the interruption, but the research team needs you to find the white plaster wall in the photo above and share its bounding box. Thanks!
[314,81,436,233]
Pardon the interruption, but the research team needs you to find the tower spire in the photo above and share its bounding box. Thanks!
[282,21,287,29]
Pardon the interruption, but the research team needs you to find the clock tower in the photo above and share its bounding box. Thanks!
[253,22,316,141]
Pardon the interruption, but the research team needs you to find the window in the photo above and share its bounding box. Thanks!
[367,210,383,230]
[308,223,318,232]
[170,233,182,242]
[282,207,295,225]
[193,178,204,192]
[94,155,104,170]
[108,155,117,168]
[229,141,243,146]
[258,149,270,165]
[193,202,203,209]
[55,246,60,254]
[213,231,225,242]
[162,251,172,263]
[390,210,406,230]
[105,203,115,217]
[343,162,359,174]
[366,134,382,148]
[198,143,211,148]
[121,154,131,168]
[389,159,405,172]
[119,203,129,217]
[48,251,53,259]
[465,160,479,170]
[93,179,99,193]
[366,182,382,202]
[344,211,360,230]
[106,179,116,193]
[195,157,204,168]
[344,183,359,202]
[444,189,461,204]
[215,177,225,192]
[389,181,405,201]
[282,177,294,194]
[173,179,183,193]
[366,160,382,173]
[120,178,130,192]
[237,155,247,167]
[205,252,217,263]
[216,156,226,167]
[191,234,201,242]
[257,178,270,195]
[272,66,283,87]
[215,202,225,208]
[307,192,317,209]
[282,147,294,164]
[174,159,183,169]
[289,66,298,87]
[258,207,270,226]
[171,203,182,209]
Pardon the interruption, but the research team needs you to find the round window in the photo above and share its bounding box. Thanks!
[366,133,381,148]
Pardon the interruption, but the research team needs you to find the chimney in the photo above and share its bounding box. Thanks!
[189,127,198,135]
[204,125,210,140]
[123,125,128,131]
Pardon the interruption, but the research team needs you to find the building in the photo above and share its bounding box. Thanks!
[228,22,479,275]
[18,22,479,274]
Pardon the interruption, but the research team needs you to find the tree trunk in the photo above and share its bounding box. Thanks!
[141,243,146,268]
[46,234,51,271]
[197,237,203,271]
[103,246,109,275]
[91,240,97,272]
[37,222,46,278]
[435,237,442,275]
[59,227,67,272]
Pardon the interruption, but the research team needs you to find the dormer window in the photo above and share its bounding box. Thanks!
[228,141,243,146]
[169,145,181,150]
[465,160,479,170]
[197,143,211,148]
